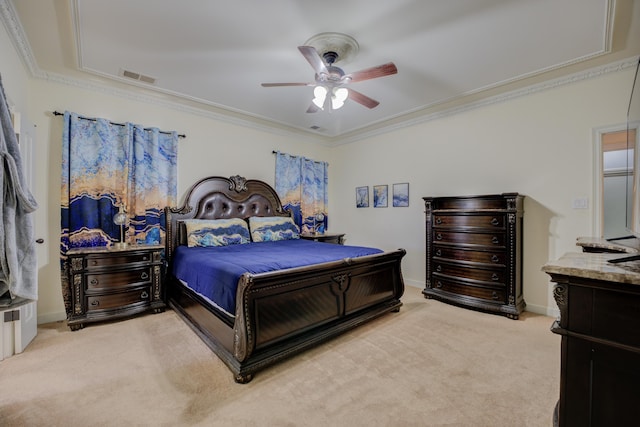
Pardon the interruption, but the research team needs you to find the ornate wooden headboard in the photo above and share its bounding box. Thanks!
[164,175,290,262]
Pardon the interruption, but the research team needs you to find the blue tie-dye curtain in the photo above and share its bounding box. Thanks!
[274,151,328,233]
[60,111,177,252]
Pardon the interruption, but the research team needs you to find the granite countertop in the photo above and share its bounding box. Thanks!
[575,236,640,254]
[542,251,640,285]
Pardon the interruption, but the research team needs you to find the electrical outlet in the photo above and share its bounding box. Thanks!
[572,198,589,209]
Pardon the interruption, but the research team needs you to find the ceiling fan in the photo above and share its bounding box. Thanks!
[261,33,397,113]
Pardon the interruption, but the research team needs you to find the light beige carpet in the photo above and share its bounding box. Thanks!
[0,286,560,427]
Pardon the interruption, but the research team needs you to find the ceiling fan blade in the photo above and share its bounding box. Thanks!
[298,46,328,75]
[306,103,320,113]
[346,62,398,83]
[348,89,380,109]
[261,82,313,87]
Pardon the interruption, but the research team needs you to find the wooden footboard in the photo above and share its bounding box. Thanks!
[168,248,405,383]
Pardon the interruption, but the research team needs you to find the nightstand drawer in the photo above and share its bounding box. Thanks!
[86,287,152,313]
[86,267,153,291]
[85,252,154,269]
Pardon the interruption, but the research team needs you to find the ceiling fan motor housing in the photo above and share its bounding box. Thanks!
[323,51,339,65]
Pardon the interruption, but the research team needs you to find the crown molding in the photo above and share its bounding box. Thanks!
[0,0,45,78]
[2,0,636,147]
[335,56,639,146]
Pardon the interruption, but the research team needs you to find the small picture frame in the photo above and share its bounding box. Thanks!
[356,186,369,208]
[373,185,388,208]
[393,183,409,207]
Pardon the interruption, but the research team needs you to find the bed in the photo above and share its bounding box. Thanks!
[164,175,406,383]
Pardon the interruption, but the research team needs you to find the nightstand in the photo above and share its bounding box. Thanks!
[300,232,345,245]
[64,244,165,330]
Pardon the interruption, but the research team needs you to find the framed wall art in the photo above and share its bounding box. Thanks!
[356,186,369,208]
[393,183,409,207]
[373,185,388,208]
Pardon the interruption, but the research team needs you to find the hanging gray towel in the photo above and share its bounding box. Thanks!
[0,74,38,300]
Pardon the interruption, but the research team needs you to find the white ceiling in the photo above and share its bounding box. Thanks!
[5,0,639,143]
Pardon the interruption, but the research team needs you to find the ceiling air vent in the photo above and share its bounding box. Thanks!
[120,69,157,85]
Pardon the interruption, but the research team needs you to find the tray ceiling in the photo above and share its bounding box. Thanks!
[6,0,636,143]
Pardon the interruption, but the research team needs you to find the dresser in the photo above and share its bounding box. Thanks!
[64,245,165,330]
[423,193,525,319]
[543,251,640,426]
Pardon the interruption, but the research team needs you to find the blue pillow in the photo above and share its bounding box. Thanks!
[183,218,251,247]
[248,216,300,242]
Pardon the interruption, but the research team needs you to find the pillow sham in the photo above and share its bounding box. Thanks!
[183,218,251,247]
[248,216,300,242]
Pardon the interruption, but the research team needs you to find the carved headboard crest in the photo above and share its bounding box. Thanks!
[229,175,248,193]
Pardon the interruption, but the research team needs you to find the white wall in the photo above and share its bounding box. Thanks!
[0,12,28,113]
[330,67,636,315]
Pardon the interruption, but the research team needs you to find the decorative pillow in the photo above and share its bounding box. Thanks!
[183,218,251,247]
[248,216,300,242]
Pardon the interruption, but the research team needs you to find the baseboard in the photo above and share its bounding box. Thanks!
[38,311,66,325]
[404,279,423,289]
[524,302,559,318]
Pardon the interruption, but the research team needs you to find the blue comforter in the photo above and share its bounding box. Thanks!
[172,239,383,316]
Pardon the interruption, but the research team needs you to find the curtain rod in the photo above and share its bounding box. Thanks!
[52,111,186,138]
[272,150,329,166]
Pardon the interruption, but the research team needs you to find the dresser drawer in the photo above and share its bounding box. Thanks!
[86,267,153,292]
[433,246,506,266]
[86,287,152,313]
[432,262,506,284]
[433,214,505,229]
[85,252,155,269]
[433,231,505,247]
[432,276,506,304]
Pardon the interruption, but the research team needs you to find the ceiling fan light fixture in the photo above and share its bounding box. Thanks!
[312,86,328,109]
[331,87,349,110]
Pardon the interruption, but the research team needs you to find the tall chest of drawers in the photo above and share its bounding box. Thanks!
[64,245,165,330]
[423,194,525,319]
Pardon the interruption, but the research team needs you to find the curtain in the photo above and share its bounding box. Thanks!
[61,112,178,251]
[275,151,328,234]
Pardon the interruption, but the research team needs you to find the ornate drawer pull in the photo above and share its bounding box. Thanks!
[492,291,499,300]
[141,272,149,280]
[91,260,98,266]
[436,233,443,240]
[436,281,443,288]
[141,291,149,299]
[435,249,442,256]
[435,217,442,225]
[91,300,99,306]
[90,278,99,286]
[491,255,500,263]
[143,256,148,261]
[491,273,499,281]
[436,265,442,272]
[491,236,500,244]
[491,218,499,226]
